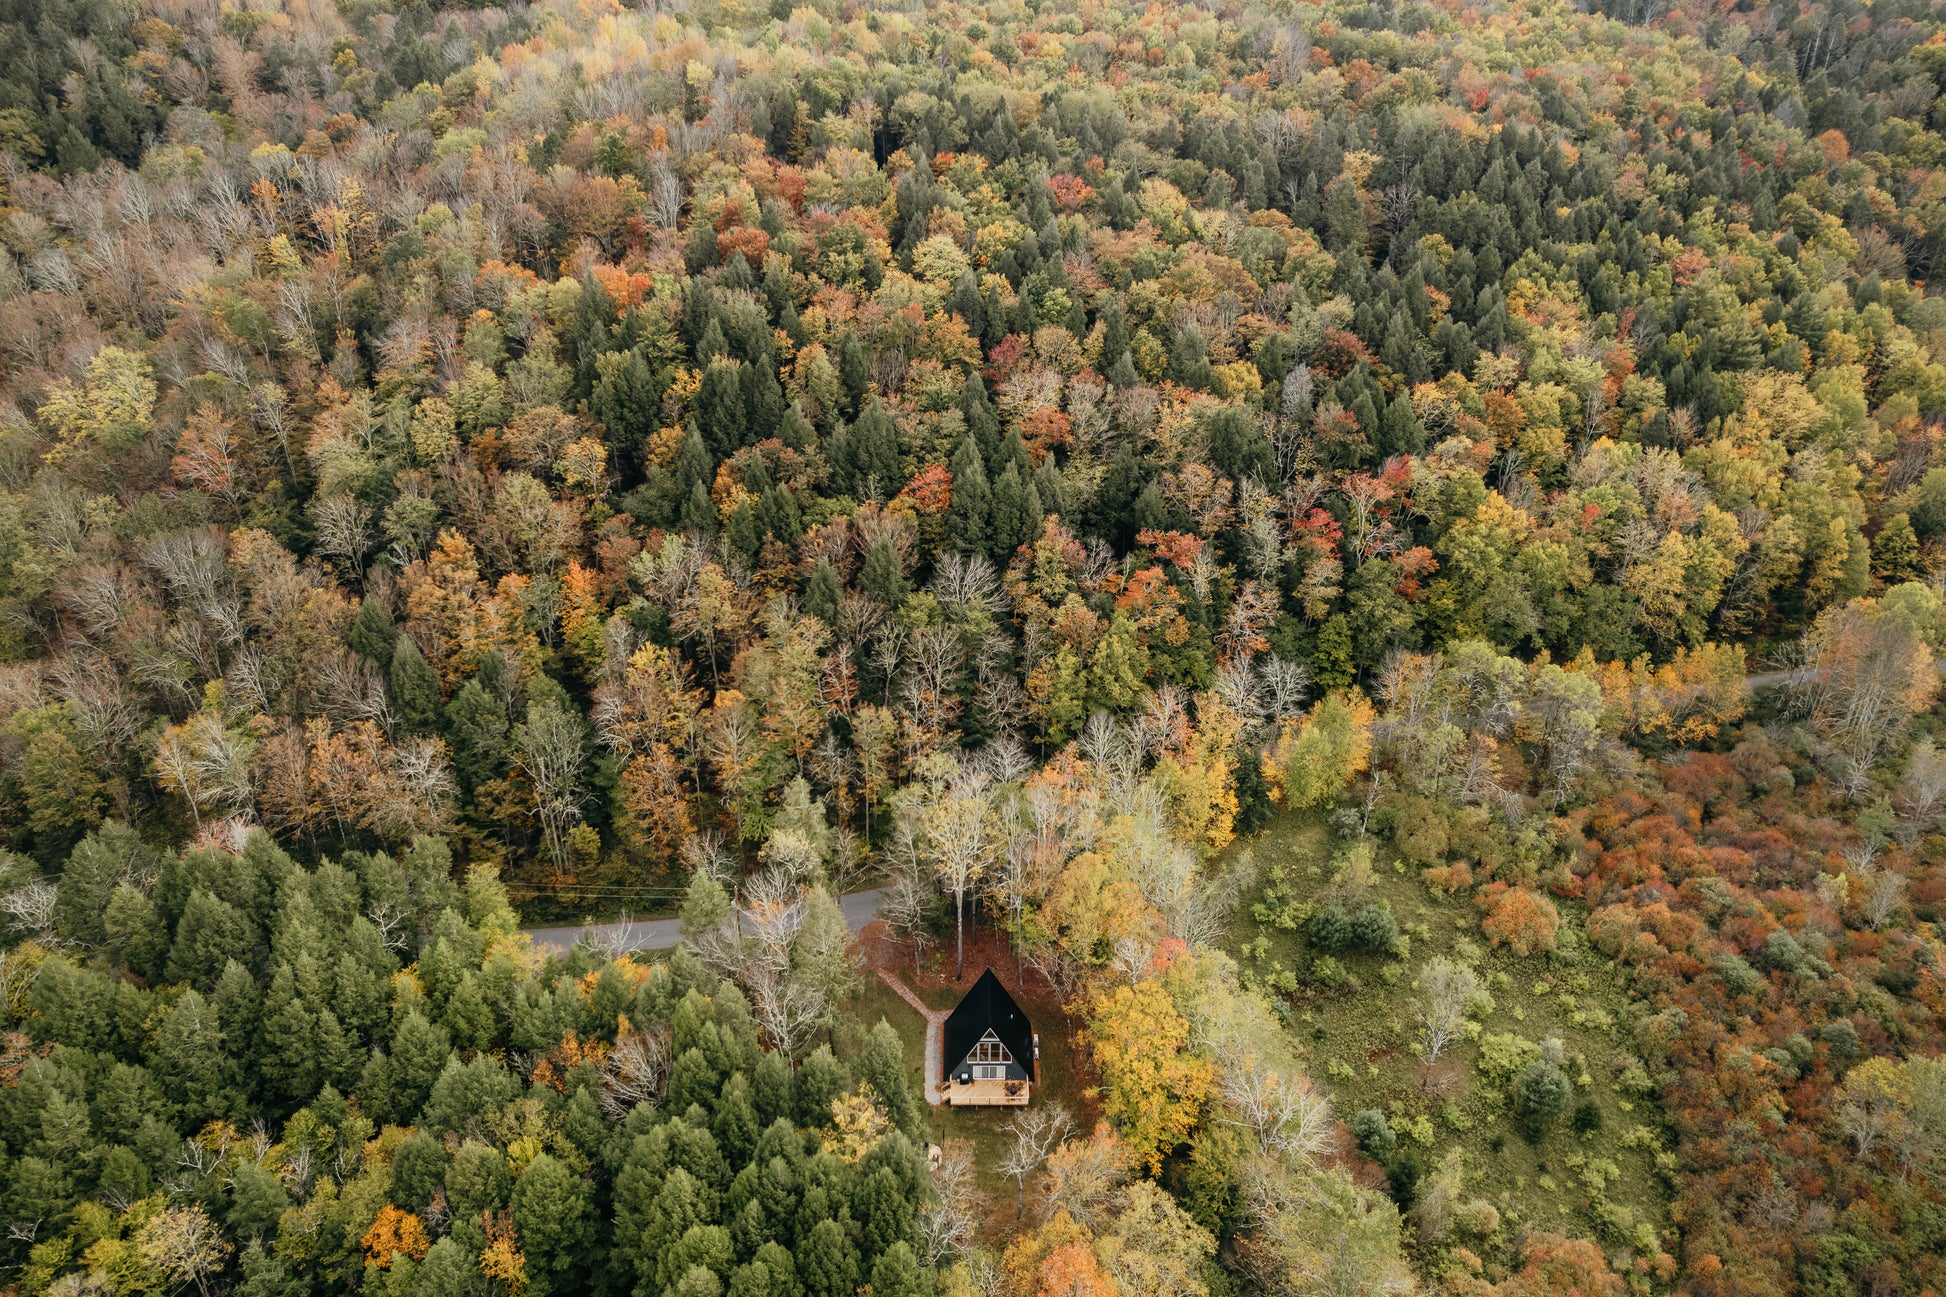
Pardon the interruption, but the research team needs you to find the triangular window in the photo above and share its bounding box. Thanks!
[969,1029,1013,1065]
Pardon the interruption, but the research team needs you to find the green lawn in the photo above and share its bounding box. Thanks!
[836,948,1092,1225]
[1219,812,1675,1275]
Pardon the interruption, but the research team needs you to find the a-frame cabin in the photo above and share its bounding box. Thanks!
[941,969,1036,1106]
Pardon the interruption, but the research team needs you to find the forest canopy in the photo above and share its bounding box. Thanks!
[1,0,1946,1293]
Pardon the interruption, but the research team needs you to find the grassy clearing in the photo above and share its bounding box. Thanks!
[1219,812,1675,1273]
[837,926,1095,1227]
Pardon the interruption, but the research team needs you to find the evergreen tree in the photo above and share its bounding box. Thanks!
[860,536,908,607]
[869,1243,923,1297]
[256,960,320,1107]
[841,401,902,500]
[798,1218,858,1297]
[677,422,716,496]
[151,990,243,1126]
[791,1046,849,1125]
[683,481,719,533]
[166,890,257,988]
[512,1153,595,1297]
[852,1165,910,1259]
[854,1021,924,1142]
[347,597,398,662]
[944,437,990,554]
[592,348,661,478]
[959,374,1003,466]
[837,331,871,416]
[387,1009,453,1118]
[1204,406,1273,484]
[1514,1059,1573,1140]
[698,360,749,457]
[446,680,509,791]
[802,559,844,626]
[1378,393,1424,458]
[390,636,442,734]
[987,462,1042,561]
[742,361,786,437]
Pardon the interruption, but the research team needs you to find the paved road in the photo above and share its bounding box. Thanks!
[521,656,1946,953]
[1744,660,1946,692]
[523,886,886,956]
[1745,668,1809,691]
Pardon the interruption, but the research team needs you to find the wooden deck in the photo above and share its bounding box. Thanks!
[942,1076,1031,1106]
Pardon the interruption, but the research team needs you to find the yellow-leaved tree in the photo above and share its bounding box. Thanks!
[1266,690,1374,810]
[1084,975,1214,1173]
[39,345,156,457]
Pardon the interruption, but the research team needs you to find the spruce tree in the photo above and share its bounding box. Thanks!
[698,359,748,457]
[347,597,398,662]
[742,359,785,435]
[512,1153,595,1297]
[844,401,902,500]
[445,680,509,791]
[870,1244,923,1297]
[987,461,1043,561]
[802,558,844,626]
[390,635,442,734]
[837,330,871,416]
[683,481,718,532]
[798,1218,858,1297]
[860,536,908,606]
[958,373,1002,465]
[592,348,660,476]
[945,437,990,553]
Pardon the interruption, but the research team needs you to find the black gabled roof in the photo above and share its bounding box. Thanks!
[942,968,1034,1081]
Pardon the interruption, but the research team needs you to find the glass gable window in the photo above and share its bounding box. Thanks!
[967,1030,1013,1073]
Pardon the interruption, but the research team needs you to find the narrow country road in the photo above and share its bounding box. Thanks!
[1744,660,1946,692]
[523,886,887,955]
[519,654,1939,954]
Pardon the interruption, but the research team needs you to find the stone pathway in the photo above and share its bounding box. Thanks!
[877,968,950,1106]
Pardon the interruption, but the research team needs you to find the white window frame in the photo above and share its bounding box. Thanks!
[968,1029,1013,1067]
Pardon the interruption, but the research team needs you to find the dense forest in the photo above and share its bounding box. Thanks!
[1,0,1945,1293]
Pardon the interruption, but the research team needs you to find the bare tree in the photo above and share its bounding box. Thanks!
[917,1140,981,1263]
[1042,1122,1131,1231]
[599,1022,672,1120]
[1793,604,1941,798]
[155,713,257,831]
[690,869,832,1060]
[924,769,993,980]
[0,879,59,944]
[1415,956,1483,1067]
[999,1102,1075,1218]
[649,155,685,231]
[136,1205,232,1297]
[517,702,589,878]
[1895,738,1946,843]
[877,841,936,976]
[1863,867,1906,931]
[1263,656,1312,723]
[1211,1047,1331,1165]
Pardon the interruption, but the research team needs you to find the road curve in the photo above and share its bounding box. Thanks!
[523,886,887,956]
